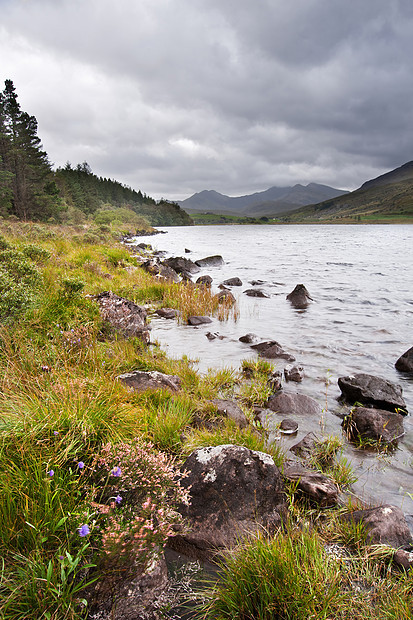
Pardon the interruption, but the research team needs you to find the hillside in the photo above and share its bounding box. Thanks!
[179,183,347,216]
[279,161,413,223]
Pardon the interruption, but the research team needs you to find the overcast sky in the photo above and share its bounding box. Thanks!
[1,0,413,201]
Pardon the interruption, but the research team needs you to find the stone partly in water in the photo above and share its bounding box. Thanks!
[251,340,295,361]
[222,277,243,286]
[395,346,413,373]
[343,407,405,445]
[169,444,287,560]
[341,505,413,549]
[284,364,304,382]
[163,256,200,274]
[286,284,313,309]
[196,274,213,287]
[214,289,236,305]
[244,288,270,298]
[338,373,407,413]
[117,370,181,393]
[239,333,259,344]
[95,291,150,343]
[283,466,339,507]
[290,432,319,458]
[156,307,179,319]
[265,392,322,417]
[279,418,299,435]
[195,255,224,267]
[142,259,180,282]
[187,315,213,326]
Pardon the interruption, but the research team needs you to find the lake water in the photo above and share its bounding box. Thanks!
[135,224,413,516]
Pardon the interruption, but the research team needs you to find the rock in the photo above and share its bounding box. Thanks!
[341,505,413,548]
[284,364,304,382]
[249,280,266,286]
[180,271,193,282]
[265,392,322,417]
[211,399,249,428]
[286,284,313,309]
[205,332,224,341]
[196,275,213,287]
[187,316,213,326]
[117,370,181,392]
[394,549,413,571]
[222,277,243,286]
[142,259,180,282]
[283,466,339,507]
[185,248,191,253]
[169,445,287,560]
[163,256,200,274]
[251,341,295,361]
[156,307,179,319]
[279,419,299,435]
[338,373,407,413]
[343,407,405,445]
[268,371,283,392]
[244,288,270,298]
[290,432,319,457]
[395,346,413,373]
[95,291,150,343]
[87,553,168,620]
[239,333,258,344]
[195,255,224,267]
[214,289,236,305]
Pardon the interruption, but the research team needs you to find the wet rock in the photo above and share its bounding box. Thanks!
[283,466,339,507]
[279,419,299,435]
[239,333,258,344]
[180,271,193,282]
[195,255,224,268]
[95,291,150,343]
[205,332,224,341]
[169,445,287,560]
[286,284,313,309]
[156,307,179,319]
[142,259,180,282]
[290,432,319,457]
[343,407,405,445]
[185,248,191,253]
[338,373,407,414]
[249,280,266,286]
[87,554,168,620]
[251,340,295,361]
[268,370,283,392]
[211,399,249,428]
[244,288,270,298]
[196,275,213,287]
[187,315,213,326]
[214,289,236,305]
[222,277,243,286]
[163,256,200,274]
[117,370,181,392]
[265,392,322,417]
[341,505,413,548]
[395,346,413,373]
[284,364,304,382]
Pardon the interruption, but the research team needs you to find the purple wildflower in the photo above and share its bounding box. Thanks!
[53,431,59,436]
[48,470,54,477]
[111,466,122,477]
[115,495,122,505]
[78,461,85,469]
[78,524,90,537]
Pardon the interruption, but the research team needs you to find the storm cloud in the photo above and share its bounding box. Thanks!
[1,0,413,199]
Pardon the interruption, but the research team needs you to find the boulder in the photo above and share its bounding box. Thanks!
[195,255,224,268]
[338,373,407,413]
[239,333,258,344]
[341,505,413,548]
[343,407,405,445]
[395,346,413,373]
[286,284,313,309]
[251,340,295,361]
[394,549,413,571]
[244,288,270,298]
[222,277,243,286]
[163,256,200,274]
[142,259,180,282]
[284,364,304,382]
[187,315,213,326]
[268,370,283,392]
[214,289,236,305]
[265,392,322,417]
[156,307,179,319]
[170,445,287,560]
[196,275,213,287]
[283,466,339,507]
[211,399,249,429]
[95,291,150,343]
[279,419,299,435]
[117,370,181,392]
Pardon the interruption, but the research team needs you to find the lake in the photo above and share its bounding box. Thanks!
[135,224,413,516]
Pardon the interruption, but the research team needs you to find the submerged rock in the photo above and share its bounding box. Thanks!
[244,288,270,298]
[395,346,413,373]
[286,284,313,309]
[239,333,258,344]
[251,340,295,361]
[338,373,407,413]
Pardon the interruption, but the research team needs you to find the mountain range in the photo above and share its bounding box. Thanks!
[178,183,348,217]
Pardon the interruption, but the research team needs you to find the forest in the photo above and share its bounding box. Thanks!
[0,79,192,227]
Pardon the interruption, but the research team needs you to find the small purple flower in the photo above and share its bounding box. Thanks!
[111,466,122,477]
[58,555,64,560]
[78,524,90,537]
[77,461,85,469]
[53,431,59,436]
[115,495,122,505]
[48,470,54,477]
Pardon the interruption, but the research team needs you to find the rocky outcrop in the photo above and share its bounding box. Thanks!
[338,373,407,413]
[395,346,413,373]
[195,255,224,268]
[170,445,287,560]
[341,505,413,549]
[117,370,181,392]
[95,291,150,343]
[343,407,405,445]
[283,466,339,507]
[163,256,200,275]
[211,399,249,428]
[251,340,295,361]
[286,284,313,309]
[265,392,322,417]
[187,315,213,326]
[222,277,242,286]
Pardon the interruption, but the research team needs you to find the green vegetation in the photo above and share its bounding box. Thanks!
[191,212,273,225]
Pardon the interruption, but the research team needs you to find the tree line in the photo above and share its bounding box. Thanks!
[0,80,192,226]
